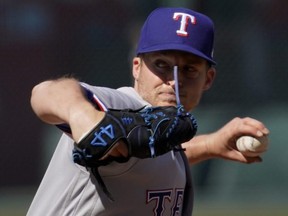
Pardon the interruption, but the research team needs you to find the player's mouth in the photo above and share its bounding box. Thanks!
[158,91,177,102]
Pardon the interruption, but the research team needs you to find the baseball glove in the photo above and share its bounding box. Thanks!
[72,105,197,201]
[72,105,197,167]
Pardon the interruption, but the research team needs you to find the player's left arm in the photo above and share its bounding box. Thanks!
[182,117,270,165]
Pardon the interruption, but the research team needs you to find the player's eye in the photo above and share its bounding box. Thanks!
[153,60,172,74]
[183,66,200,79]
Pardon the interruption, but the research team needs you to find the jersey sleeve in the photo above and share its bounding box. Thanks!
[56,82,147,135]
[56,83,108,134]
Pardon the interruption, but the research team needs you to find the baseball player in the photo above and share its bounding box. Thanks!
[27,7,269,216]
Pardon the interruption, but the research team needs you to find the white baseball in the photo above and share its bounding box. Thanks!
[236,135,269,157]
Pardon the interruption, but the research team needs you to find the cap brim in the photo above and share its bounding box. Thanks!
[137,43,216,65]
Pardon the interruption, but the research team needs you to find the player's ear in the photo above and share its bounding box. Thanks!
[203,66,216,91]
[132,57,141,80]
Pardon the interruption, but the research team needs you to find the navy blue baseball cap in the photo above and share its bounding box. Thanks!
[136,7,216,65]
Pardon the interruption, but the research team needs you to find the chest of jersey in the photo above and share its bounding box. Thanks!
[95,152,186,215]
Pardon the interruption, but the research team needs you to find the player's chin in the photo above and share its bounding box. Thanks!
[157,100,177,107]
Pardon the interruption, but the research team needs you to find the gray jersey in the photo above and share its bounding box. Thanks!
[27,86,193,216]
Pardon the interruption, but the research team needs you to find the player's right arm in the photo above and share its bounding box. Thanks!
[30,77,105,143]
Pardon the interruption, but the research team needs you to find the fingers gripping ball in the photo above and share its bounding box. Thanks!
[72,106,197,167]
[236,135,269,157]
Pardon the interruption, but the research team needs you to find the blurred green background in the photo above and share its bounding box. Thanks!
[1,0,287,215]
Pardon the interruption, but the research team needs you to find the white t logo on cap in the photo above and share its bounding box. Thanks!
[173,12,196,36]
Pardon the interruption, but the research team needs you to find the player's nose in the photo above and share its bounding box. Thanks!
[166,77,183,88]
[166,67,183,87]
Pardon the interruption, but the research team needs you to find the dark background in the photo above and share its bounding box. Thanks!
[0,0,287,215]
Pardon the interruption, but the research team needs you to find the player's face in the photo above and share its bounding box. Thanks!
[133,51,216,111]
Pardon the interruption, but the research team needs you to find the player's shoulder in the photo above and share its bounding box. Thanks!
[117,87,150,106]
[80,83,149,110]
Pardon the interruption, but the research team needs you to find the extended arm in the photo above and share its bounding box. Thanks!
[30,78,105,142]
[183,117,270,165]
